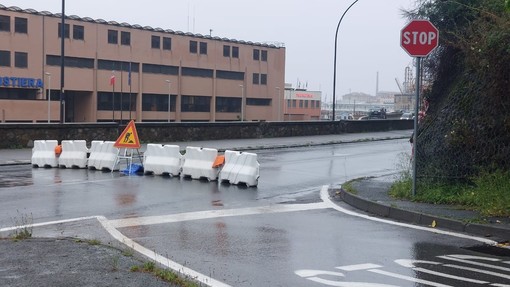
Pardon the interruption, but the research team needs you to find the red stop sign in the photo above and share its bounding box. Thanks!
[400,20,439,57]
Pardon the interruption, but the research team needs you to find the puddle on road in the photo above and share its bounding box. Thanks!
[0,166,34,188]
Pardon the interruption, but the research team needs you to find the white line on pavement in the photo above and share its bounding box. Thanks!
[96,216,232,287]
[0,216,100,233]
[319,185,499,246]
[108,202,330,228]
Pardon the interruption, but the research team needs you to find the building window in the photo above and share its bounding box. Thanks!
[304,100,309,108]
[181,95,211,112]
[14,52,28,68]
[299,100,303,108]
[232,46,239,58]
[189,40,197,53]
[108,30,118,44]
[316,101,321,108]
[260,73,267,85]
[0,50,10,66]
[216,97,241,113]
[14,17,27,34]
[142,93,174,112]
[58,23,70,38]
[292,99,296,107]
[216,70,244,80]
[199,42,207,55]
[121,31,130,45]
[142,63,178,75]
[97,92,136,111]
[151,35,160,49]
[98,59,140,72]
[163,37,172,50]
[46,55,94,69]
[261,50,268,61]
[73,25,84,40]
[253,49,260,60]
[182,67,213,78]
[223,45,230,57]
[0,15,10,32]
[246,98,271,106]
[252,73,259,85]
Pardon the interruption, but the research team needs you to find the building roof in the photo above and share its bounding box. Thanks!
[0,4,285,49]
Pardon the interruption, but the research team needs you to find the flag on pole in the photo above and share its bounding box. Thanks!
[110,72,116,86]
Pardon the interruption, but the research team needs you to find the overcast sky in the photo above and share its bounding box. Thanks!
[2,0,418,101]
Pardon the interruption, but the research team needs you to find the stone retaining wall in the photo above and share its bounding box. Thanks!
[1,120,413,149]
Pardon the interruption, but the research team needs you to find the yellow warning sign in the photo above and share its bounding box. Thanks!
[114,120,141,148]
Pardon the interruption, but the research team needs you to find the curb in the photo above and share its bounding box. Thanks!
[334,188,510,243]
[0,160,31,167]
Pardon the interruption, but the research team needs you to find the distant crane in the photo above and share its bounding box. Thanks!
[395,78,404,95]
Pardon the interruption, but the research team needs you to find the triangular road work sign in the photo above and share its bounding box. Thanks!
[114,120,141,148]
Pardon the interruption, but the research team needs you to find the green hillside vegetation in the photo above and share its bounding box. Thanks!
[391,0,510,216]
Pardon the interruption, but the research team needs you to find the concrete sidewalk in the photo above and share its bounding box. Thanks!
[330,176,510,245]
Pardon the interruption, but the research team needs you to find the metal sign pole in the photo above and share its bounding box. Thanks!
[412,57,421,196]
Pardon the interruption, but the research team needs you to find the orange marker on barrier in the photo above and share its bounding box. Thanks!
[54,144,62,156]
[212,155,225,168]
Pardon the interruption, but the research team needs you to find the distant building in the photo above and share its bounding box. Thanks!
[284,84,321,121]
[0,4,285,122]
[342,92,373,104]
[394,93,414,112]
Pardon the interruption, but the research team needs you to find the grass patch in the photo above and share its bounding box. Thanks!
[341,177,374,195]
[87,239,101,245]
[390,170,510,217]
[341,181,357,194]
[122,248,134,257]
[131,261,199,287]
[10,211,33,240]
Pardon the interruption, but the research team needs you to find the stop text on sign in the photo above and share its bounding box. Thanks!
[402,31,437,46]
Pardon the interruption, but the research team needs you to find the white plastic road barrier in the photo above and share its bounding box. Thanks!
[58,140,89,168]
[87,141,119,171]
[143,144,182,176]
[181,147,219,181]
[219,150,260,187]
[31,140,59,168]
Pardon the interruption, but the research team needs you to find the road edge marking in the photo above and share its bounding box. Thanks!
[96,215,232,287]
[320,185,498,246]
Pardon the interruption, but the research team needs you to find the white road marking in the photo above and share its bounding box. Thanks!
[108,202,330,228]
[0,216,100,232]
[394,259,488,284]
[438,255,510,272]
[96,216,231,287]
[319,185,500,246]
[443,264,510,280]
[336,263,382,271]
[414,267,489,284]
[369,269,453,287]
[295,269,398,287]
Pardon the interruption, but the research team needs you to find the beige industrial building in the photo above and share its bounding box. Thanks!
[0,5,285,123]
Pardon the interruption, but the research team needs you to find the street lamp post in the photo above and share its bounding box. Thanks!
[275,87,281,121]
[45,72,51,123]
[60,0,65,123]
[239,84,244,121]
[165,80,171,122]
[332,0,359,121]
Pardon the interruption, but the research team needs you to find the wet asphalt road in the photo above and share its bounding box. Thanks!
[1,139,509,286]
